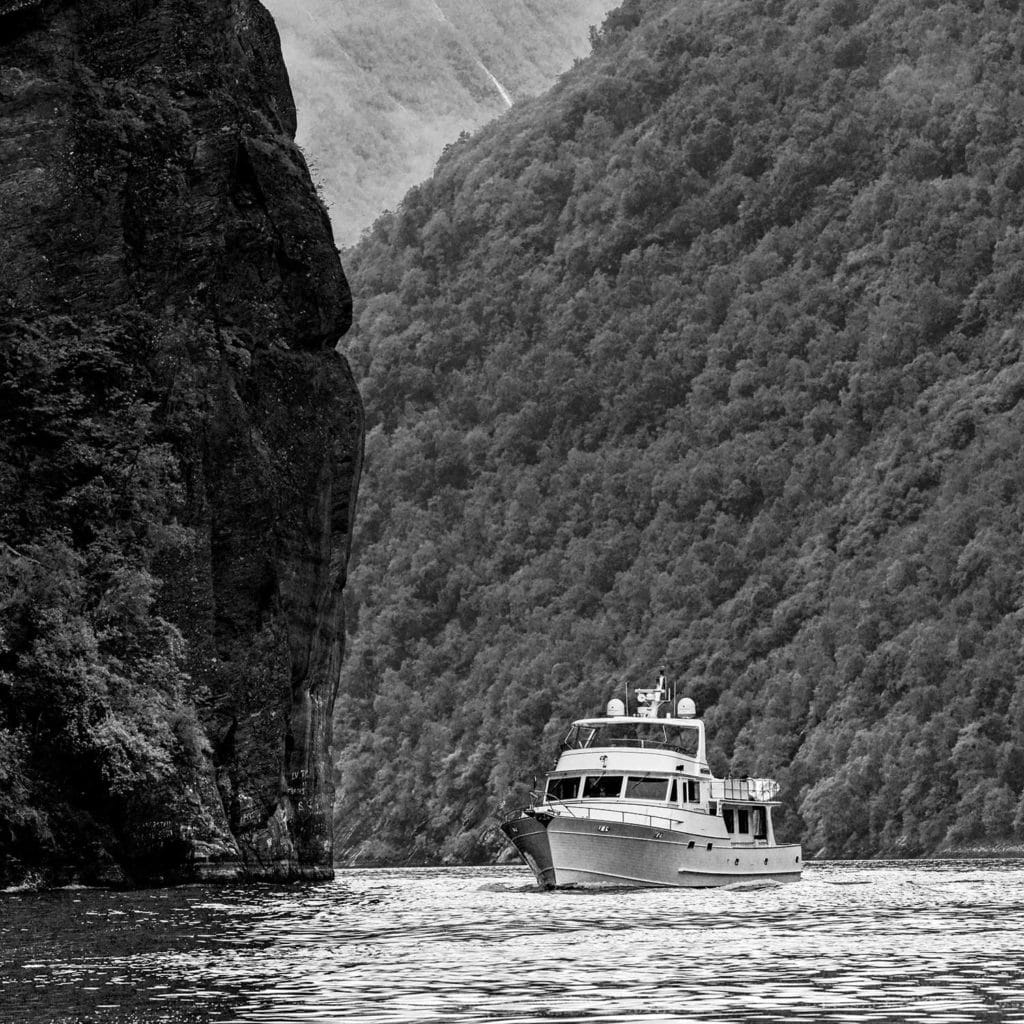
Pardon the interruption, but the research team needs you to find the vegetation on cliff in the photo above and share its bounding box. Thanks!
[0,316,212,883]
[338,0,1024,863]
[0,0,362,886]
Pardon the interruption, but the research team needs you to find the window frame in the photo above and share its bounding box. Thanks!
[624,775,670,801]
[544,775,581,802]
[582,774,626,799]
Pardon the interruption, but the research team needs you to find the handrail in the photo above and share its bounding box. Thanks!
[560,738,695,754]
[540,803,693,834]
[545,795,577,818]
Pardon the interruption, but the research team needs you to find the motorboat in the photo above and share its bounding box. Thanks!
[499,674,802,887]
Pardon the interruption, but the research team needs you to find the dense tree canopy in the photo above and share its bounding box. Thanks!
[0,315,210,881]
[337,0,1024,864]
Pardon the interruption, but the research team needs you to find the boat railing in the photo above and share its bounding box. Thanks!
[560,738,693,754]
[713,778,780,801]
[500,799,579,825]
[540,804,695,834]
[543,796,578,818]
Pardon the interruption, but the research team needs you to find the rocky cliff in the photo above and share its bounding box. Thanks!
[0,0,362,885]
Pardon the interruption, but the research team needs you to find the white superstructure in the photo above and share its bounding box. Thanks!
[500,677,802,888]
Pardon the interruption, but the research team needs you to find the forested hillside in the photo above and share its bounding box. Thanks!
[263,0,612,245]
[337,0,1024,864]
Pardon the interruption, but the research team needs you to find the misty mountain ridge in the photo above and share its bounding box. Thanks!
[263,0,614,245]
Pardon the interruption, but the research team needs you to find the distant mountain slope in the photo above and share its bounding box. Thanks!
[339,0,1024,865]
[262,0,613,245]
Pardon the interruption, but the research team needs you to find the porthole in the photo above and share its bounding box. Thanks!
[764,858,768,865]
[795,856,800,863]
[687,840,695,849]
[706,842,713,851]
[734,858,739,866]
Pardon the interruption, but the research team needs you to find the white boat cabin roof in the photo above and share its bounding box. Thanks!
[573,714,701,727]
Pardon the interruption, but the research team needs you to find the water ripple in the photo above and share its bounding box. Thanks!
[2,862,1024,1023]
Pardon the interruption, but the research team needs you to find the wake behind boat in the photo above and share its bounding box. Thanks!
[499,674,802,888]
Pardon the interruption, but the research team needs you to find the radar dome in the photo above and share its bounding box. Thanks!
[677,697,697,718]
[606,698,626,717]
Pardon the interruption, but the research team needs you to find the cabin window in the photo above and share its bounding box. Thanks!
[686,780,701,803]
[562,722,700,755]
[722,808,735,833]
[562,726,597,749]
[624,776,668,801]
[752,807,767,840]
[545,776,580,802]
[669,779,678,803]
[583,775,624,799]
[737,809,750,834]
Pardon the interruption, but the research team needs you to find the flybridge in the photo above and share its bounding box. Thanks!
[562,670,705,757]
[561,720,702,757]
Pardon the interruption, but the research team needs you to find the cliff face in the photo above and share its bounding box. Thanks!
[0,0,362,884]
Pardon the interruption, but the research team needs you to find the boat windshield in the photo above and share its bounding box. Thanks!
[562,721,700,755]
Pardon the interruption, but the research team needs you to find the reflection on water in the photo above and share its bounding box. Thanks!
[2,861,1024,1023]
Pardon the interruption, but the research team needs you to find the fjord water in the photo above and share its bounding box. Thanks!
[2,862,1023,1023]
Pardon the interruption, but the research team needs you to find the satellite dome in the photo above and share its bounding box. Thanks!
[606,698,626,717]
[676,697,697,718]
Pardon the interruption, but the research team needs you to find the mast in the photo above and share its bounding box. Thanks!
[635,670,667,718]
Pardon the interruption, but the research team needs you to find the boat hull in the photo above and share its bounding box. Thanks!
[501,812,802,888]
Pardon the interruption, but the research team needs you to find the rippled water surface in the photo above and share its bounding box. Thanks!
[2,861,1024,1023]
